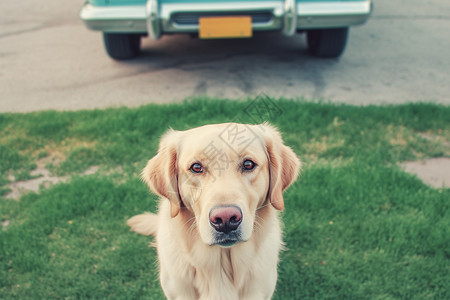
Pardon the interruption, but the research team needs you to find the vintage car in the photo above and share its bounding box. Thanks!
[80,0,372,60]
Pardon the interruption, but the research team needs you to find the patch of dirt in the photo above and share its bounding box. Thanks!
[387,125,409,147]
[401,157,450,188]
[417,132,450,147]
[416,132,450,155]
[5,167,70,200]
[2,220,10,229]
[83,166,99,175]
[5,165,100,200]
[303,136,346,156]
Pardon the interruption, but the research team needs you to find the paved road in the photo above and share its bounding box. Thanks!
[1,0,449,112]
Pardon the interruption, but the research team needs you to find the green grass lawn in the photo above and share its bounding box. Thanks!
[1,98,449,299]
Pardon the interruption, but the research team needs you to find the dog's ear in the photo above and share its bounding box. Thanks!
[142,129,182,218]
[259,123,301,211]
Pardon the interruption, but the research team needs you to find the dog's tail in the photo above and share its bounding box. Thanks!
[127,213,158,236]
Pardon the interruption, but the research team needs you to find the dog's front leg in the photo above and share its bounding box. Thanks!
[159,265,198,300]
[160,275,198,300]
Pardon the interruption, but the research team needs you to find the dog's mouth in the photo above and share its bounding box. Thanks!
[215,239,238,247]
[210,232,243,248]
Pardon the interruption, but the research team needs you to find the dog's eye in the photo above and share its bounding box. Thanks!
[190,163,203,174]
[242,160,256,172]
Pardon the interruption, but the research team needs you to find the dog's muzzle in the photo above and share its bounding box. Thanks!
[209,205,243,247]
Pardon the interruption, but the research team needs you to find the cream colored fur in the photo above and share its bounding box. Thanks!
[128,123,300,300]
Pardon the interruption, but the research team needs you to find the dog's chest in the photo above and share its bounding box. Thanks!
[191,248,253,299]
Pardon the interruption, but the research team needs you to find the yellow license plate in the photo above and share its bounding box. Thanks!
[199,16,252,39]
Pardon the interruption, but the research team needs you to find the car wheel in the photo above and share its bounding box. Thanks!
[103,33,141,60]
[306,27,349,58]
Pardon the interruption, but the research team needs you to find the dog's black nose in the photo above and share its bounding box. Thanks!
[209,205,242,234]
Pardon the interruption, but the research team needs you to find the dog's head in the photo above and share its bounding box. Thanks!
[142,123,300,247]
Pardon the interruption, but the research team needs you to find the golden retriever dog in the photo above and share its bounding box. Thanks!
[128,122,300,300]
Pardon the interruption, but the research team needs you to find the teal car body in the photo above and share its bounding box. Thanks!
[80,0,372,59]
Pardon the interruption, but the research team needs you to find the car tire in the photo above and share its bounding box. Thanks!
[306,27,349,58]
[103,33,141,60]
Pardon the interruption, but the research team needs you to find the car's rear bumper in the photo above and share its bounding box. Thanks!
[80,0,372,38]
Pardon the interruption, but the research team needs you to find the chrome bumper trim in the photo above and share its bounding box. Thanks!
[80,1,372,35]
[283,0,297,36]
[79,3,147,33]
[297,1,372,29]
[159,2,283,33]
[146,0,161,39]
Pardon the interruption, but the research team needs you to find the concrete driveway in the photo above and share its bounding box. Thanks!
[0,0,449,112]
